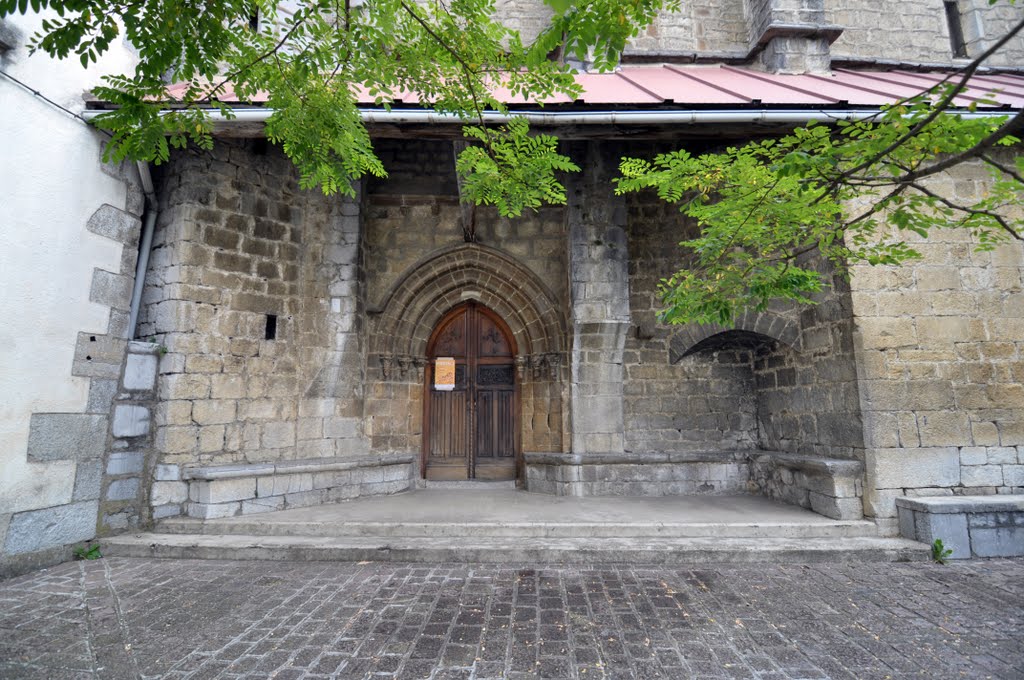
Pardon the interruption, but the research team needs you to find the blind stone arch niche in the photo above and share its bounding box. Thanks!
[667,306,864,461]
[668,311,800,363]
[365,244,569,460]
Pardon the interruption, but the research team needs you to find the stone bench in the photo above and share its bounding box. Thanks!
[525,450,864,520]
[749,452,864,520]
[179,454,415,519]
[897,495,1024,559]
[524,451,753,497]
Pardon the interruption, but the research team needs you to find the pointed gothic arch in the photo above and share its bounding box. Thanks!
[369,244,566,367]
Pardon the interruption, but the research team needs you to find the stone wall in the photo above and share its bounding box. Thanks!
[852,155,1024,532]
[623,185,862,460]
[828,0,1024,67]
[139,141,374,478]
[752,271,864,460]
[141,142,308,468]
[364,140,568,311]
[623,155,864,462]
[624,0,748,58]
[898,495,1024,558]
[745,0,837,73]
[139,139,572,492]
[623,181,759,453]
[566,142,631,459]
[492,0,1024,68]
[959,0,1024,67]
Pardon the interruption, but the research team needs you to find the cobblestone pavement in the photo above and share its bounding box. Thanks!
[1,558,1022,680]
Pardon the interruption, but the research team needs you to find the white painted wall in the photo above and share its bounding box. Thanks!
[0,12,138,515]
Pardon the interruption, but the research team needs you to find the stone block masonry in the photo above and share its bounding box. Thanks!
[828,0,1024,69]
[180,455,414,519]
[98,341,162,533]
[525,450,863,519]
[362,139,570,458]
[525,451,752,497]
[139,140,371,474]
[897,495,1024,558]
[852,155,1024,532]
[3,502,100,557]
[623,166,863,462]
[566,143,631,460]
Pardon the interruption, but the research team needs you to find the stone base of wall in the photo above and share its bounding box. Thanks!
[897,495,1024,559]
[750,452,864,520]
[0,545,77,581]
[155,455,415,519]
[525,452,754,497]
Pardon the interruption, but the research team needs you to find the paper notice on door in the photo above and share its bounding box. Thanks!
[434,357,455,391]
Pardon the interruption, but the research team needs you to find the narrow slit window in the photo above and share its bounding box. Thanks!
[944,1,968,58]
[265,314,277,340]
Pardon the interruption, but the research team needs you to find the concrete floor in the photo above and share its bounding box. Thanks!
[172,489,851,528]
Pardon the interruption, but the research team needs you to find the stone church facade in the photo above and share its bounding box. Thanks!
[2,0,1023,575]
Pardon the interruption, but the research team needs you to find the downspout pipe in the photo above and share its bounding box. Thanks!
[128,160,157,340]
[84,107,1017,127]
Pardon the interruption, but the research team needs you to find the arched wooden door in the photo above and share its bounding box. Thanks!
[424,302,518,480]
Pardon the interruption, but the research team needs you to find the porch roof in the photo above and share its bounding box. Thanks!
[157,64,1024,111]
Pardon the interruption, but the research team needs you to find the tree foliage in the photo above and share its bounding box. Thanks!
[0,0,669,202]
[613,4,1023,325]
[2,0,1022,326]
[617,88,1024,324]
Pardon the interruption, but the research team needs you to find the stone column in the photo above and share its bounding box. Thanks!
[566,143,631,468]
[745,0,842,73]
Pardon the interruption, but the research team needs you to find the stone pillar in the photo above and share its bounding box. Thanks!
[567,143,631,470]
[745,0,842,73]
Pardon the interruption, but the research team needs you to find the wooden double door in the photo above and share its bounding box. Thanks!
[424,302,518,481]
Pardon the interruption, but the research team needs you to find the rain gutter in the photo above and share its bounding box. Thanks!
[82,107,1017,128]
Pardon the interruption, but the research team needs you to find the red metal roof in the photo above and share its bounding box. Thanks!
[163,65,1024,110]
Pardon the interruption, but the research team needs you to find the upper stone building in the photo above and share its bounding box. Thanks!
[2,0,1023,575]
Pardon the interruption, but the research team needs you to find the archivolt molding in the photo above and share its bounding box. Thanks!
[668,310,800,364]
[370,244,567,375]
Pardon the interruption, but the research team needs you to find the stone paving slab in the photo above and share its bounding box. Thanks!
[1,557,1022,679]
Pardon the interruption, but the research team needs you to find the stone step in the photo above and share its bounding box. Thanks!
[102,533,929,564]
[155,516,880,539]
[418,480,517,490]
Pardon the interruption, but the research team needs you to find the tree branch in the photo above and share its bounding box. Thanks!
[981,153,1024,184]
[909,181,1022,241]
[891,109,1024,184]
[829,15,1024,187]
[841,183,911,231]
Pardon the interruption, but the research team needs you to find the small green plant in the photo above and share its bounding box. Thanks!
[72,542,102,561]
[144,336,168,356]
[931,538,953,564]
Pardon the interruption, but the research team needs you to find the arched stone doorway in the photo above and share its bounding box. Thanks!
[423,302,519,481]
[366,244,568,471]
